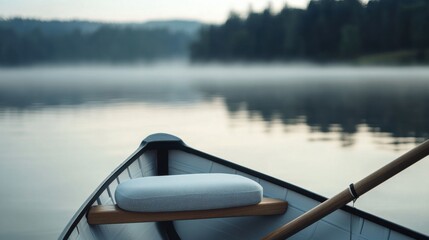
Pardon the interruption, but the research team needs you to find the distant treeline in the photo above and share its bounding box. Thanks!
[0,21,197,65]
[191,0,429,63]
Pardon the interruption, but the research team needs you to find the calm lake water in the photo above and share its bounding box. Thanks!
[0,63,428,239]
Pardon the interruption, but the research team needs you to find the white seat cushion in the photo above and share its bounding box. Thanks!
[115,173,263,212]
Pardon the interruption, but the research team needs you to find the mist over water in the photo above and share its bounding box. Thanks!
[0,63,429,238]
[1,63,429,144]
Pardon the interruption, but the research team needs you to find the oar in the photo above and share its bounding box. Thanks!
[263,139,429,240]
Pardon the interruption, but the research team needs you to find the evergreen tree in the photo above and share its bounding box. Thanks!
[191,0,429,63]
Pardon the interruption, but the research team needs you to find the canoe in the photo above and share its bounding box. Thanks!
[59,133,428,240]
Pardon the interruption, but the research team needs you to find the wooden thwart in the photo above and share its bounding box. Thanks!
[88,198,288,225]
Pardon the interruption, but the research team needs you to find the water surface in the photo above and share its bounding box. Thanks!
[0,63,428,239]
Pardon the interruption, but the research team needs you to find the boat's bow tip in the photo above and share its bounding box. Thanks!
[140,133,184,146]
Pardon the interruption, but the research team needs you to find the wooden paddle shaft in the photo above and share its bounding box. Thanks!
[263,140,429,240]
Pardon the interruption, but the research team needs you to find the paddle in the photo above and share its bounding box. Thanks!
[263,139,429,240]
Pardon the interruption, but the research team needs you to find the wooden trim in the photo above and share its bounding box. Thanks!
[87,198,288,225]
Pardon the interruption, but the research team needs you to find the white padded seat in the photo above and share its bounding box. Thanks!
[115,173,263,212]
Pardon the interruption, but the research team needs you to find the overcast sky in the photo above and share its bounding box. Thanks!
[0,0,311,23]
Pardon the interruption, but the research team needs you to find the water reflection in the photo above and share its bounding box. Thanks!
[0,65,202,108]
[197,78,429,147]
[1,64,429,147]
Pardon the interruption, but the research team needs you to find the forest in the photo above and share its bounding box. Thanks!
[191,0,429,63]
[1,0,428,65]
[0,20,197,65]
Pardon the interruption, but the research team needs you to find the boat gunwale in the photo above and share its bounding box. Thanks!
[59,135,428,240]
[179,146,429,239]
[59,145,146,239]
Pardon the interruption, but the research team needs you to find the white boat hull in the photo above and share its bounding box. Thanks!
[60,133,427,240]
